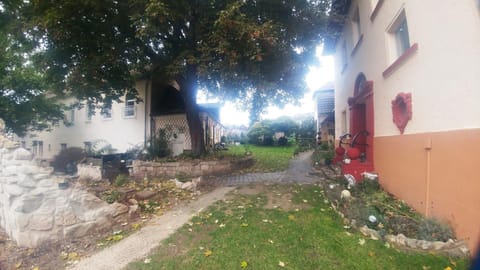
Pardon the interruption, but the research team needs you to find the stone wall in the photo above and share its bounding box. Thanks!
[132,157,254,179]
[0,119,127,247]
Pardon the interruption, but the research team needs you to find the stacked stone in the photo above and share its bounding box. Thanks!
[0,119,128,247]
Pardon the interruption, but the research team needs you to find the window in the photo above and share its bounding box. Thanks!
[351,7,361,45]
[84,141,92,154]
[101,103,112,119]
[394,18,410,57]
[86,104,94,122]
[61,143,67,151]
[369,0,384,20]
[124,99,136,118]
[388,10,410,58]
[38,141,43,157]
[32,141,38,155]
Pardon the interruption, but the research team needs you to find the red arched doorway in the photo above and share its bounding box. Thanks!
[343,73,375,180]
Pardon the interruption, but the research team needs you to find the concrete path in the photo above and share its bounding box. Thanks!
[70,150,316,270]
[69,186,234,270]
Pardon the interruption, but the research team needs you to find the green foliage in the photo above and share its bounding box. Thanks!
[102,190,121,204]
[114,174,128,187]
[0,4,64,136]
[417,218,454,242]
[52,147,85,173]
[147,129,171,159]
[247,121,274,146]
[351,179,382,196]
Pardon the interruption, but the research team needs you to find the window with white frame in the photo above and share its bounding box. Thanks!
[388,10,411,58]
[124,99,136,118]
[101,103,112,119]
[86,103,94,122]
[351,7,361,45]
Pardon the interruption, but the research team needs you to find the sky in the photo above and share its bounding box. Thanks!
[218,52,334,127]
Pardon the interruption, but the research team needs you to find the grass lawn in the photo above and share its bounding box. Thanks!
[126,183,468,270]
[226,144,296,172]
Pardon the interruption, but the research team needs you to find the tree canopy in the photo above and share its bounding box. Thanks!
[2,0,331,153]
[0,1,63,136]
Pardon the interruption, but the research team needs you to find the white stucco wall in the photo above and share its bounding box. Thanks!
[22,81,150,159]
[334,0,480,138]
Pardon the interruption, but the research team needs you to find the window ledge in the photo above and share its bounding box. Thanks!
[370,0,385,22]
[383,43,418,78]
[350,34,364,57]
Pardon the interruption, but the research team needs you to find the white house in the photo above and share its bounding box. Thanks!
[22,80,224,159]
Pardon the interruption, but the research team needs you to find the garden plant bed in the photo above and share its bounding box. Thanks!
[313,164,470,258]
[0,175,218,270]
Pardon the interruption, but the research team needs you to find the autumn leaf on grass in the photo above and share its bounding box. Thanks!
[278,261,286,267]
[358,238,366,245]
[444,267,452,270]
[240,261,248,268]
[204,249,213,257]
[288,215,295,221]
[240,223,249,227]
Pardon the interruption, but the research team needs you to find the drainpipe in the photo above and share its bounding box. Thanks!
[144,80,150,148]
[424,138,432,217]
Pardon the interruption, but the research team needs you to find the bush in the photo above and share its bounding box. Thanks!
[114,174,128,186]
[263,136,274,146]
[147,128,171,159]
[52,147,85,174]
[417,218,454,241]
[277,136,288,146]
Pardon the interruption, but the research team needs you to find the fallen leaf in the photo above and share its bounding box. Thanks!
[67,252,80,261]
[32,267,39,270]
[219,223,226,228]
[132,223,140,230]
[278,261,286,267]
[288,215,295,221]
[368,251,375,257]
[204,249,213,257]
[240,223,249,227]
[422,266,431,270]
[358,239,366,245]
[444,267,452,270]
[303,199,308,203]
[144,258,151,264]
[240,261,248,268]
[268,239,274,244]
[14,261,22,269]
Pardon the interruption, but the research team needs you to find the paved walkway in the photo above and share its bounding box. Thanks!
[216,150,316,186]
[70,150,316,270]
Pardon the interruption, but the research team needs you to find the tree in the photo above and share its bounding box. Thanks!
[0,1,64,136]
[14,0,331,154]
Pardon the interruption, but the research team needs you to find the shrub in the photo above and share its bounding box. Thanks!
[277,136,288,146]
[417,218,454,241]
[52,147,85,174]
[103,190,121,204]
[263,136,274,146]
[147,128,171,159]
[114,174,128,186]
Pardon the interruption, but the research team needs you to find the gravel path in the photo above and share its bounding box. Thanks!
[69,150,316,270]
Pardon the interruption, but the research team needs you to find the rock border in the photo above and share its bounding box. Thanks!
[331,203,470,257]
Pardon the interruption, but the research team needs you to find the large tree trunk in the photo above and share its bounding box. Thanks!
[179,68,206,156]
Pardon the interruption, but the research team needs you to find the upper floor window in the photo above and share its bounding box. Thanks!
[123,99,136,118]
[388,10,410,58]
[351,7,361,45]
[101,103,112,119]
